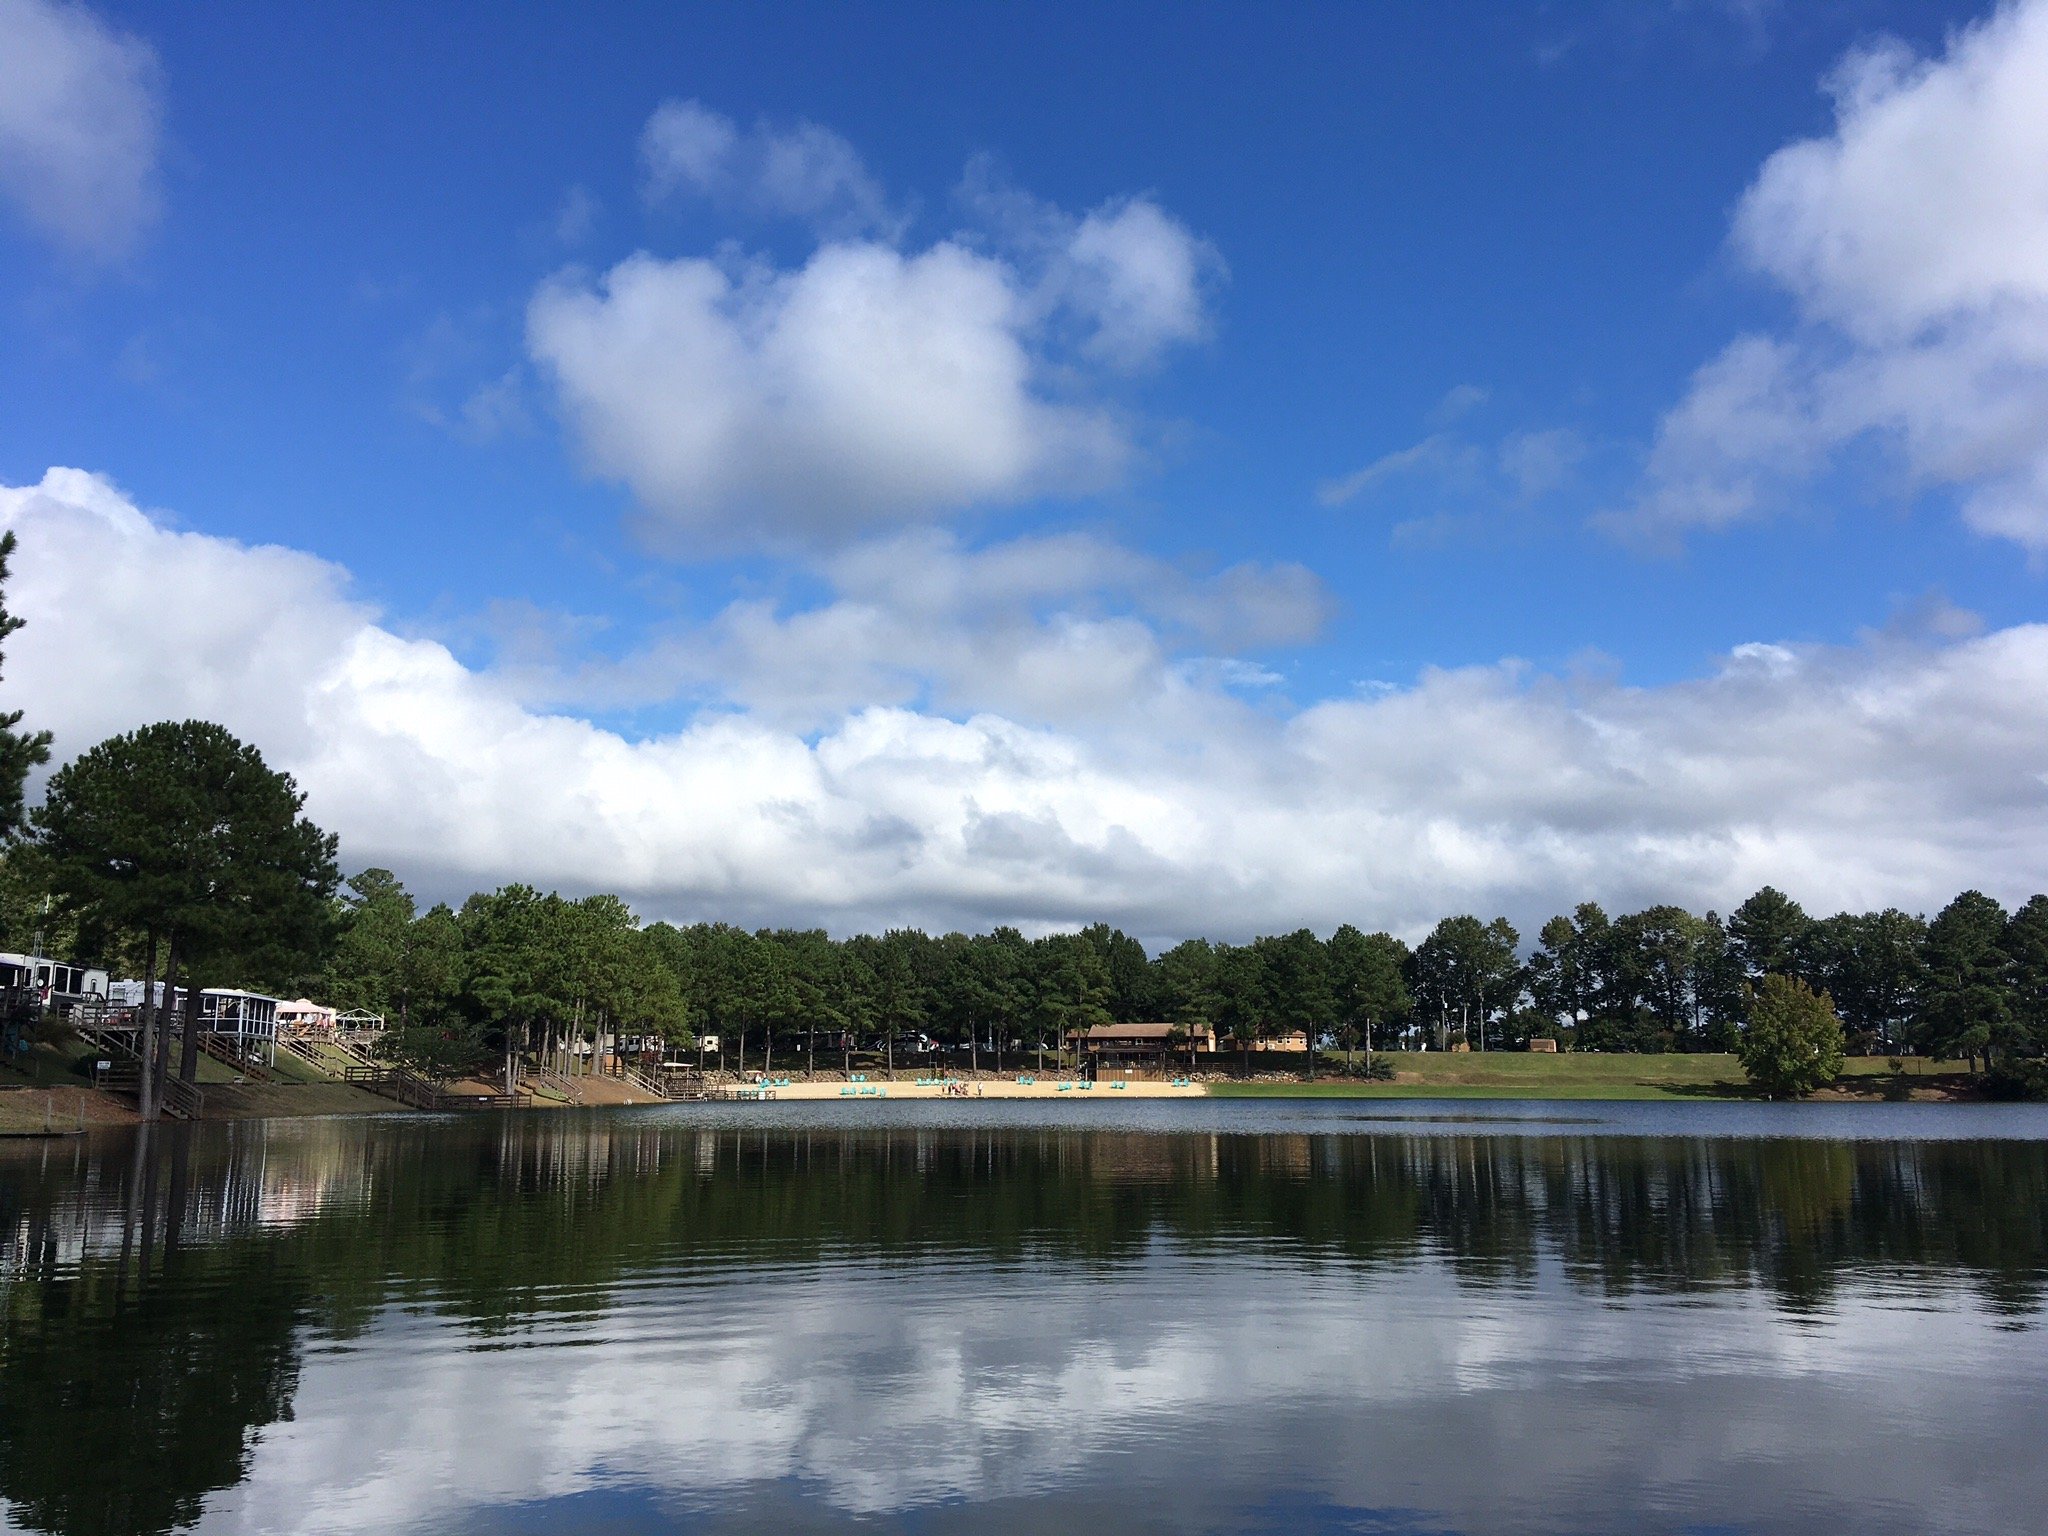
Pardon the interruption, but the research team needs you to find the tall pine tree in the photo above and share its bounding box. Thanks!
[0,531,52,842]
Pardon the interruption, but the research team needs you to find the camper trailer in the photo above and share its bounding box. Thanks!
[0,952,110,1013]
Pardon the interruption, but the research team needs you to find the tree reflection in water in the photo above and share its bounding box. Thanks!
[0,1110,2043,1535]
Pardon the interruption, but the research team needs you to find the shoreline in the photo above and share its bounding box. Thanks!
[1,1049,1990,1131]
[724,1078,1205,1101]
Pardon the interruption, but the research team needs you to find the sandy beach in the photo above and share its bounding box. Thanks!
[726,1078,1206,1101]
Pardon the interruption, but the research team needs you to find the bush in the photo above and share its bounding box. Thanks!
[31,1010,75,1047]
[378,1023,493,1082]
[1984,1059,2048,1102]
[1738,975,1846,1098]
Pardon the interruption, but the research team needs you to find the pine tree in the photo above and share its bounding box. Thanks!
[1728,887,1813,982]
[1999,895,2048,1059]
[0,531,52,843]
[1917,891,2013,1069]
[32,721,339,1108]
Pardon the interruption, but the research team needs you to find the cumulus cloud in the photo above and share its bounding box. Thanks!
[640,98,902,239]
[0,0,162,261]
[504,526,1332,732]
[528,244,1130,547]
[956,159,1222,372]
[5,469,2046,942]
[532,114,1219,547]
[1619,0,2048,551]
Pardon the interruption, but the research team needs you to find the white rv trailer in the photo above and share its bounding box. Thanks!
[0,952,110,1012]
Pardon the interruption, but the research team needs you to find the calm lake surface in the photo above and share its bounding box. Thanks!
[4,1100,2047,1535]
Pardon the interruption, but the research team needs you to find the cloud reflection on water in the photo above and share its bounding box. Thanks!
[3,1108,2046,1535]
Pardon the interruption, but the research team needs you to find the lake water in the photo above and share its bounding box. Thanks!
[3,1100,2047,1535]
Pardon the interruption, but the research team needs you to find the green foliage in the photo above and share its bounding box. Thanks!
[1026,932,1108,1045]
[379,1019,494,1080]
[1738,974,1846,1098]
[0,530,52,844]
[30,720,339,988]
[1728,886,1813,982]
[323,868,417,1015]
[1259,928,1334,1046]
[1153,938,1218,1027]
[1080,922,1154,1022]
[1806,908,1927,1052]
[1408,914,1519,1047]
[1212,941,1269,1050]
[1529,901,1743,1052]
[1326,925,1409,1051]
[2001,896,2048,1059]
[1918,891,2013,1064]
[1983,1057,2048,1102]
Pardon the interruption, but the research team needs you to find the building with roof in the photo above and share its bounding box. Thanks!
[1068,1022,1217,1071]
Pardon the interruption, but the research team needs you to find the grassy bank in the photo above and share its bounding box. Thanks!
[1,1036,397,1123]
[1207,1053,1974,1101]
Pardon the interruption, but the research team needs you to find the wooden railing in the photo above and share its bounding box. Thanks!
[342,1064,523,1112]
[160,1074,205,1120]
[618,1064,670,1100]
[77,1040,201,1122]
[533,1068,583,1104]
[279,1032,380,1075]
[274,1034,331,1074]
[198,1033,274,1081]
[75,1021,204,1119]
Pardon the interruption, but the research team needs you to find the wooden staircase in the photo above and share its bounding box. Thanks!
[198,1032,274,1081]
[618,1064,671,1100]
[533,1068,583,1104]
[340,1063,523,1112]
[276,1033,378,1078]
[74,1012,205,1120]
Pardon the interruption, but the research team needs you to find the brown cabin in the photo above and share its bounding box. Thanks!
[1068,1022,1216,1065]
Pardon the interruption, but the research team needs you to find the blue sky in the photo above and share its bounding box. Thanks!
[2,0,2045,941]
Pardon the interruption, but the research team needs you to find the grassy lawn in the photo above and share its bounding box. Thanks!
[1207,1053,1971,1101]
[0,1038,100,1089]
[2,1035,340,1094]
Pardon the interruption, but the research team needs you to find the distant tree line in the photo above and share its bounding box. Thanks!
[292,868,2048,1086]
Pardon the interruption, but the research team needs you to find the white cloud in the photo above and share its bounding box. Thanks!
[535,118,1220,548]
[1429,383,1490,427]
[956,159,1223,372]
[640,98,901,240]
[1316,435,1470,508]
[0,0,162,261]
[1607,335,1823,542]
[1319,423,1584,522]
[1498,427,1587,501]
[537,526,1332,732]
[528,244,1129,547]
[1060,197,1216,370]
[1622,0,2048,551]
[6,469,2047,942]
